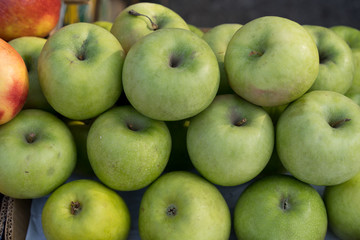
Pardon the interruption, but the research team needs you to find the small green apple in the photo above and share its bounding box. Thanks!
[303,25,354,94]
[38,22,125,120]
[0,109,76,199]
[324,171,360,240]
[87,105,171,191]
[42,179,131,240]
[225,16,319,107]
[188,24,204,37]
[93,21,113,31]
[123,28,219,121]
[138,171,231,240]
[234,174,328,240]
[187,94,274,186]
[111,2,189,53]
[203,23,242,94]
[277,90,360,186]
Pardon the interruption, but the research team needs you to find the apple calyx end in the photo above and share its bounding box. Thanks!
[70,201,82,215]
[25,132,37,144]
[280,197,290,211]
[166,204,177,217]
[128,9,159,31]
[329,118,351,128]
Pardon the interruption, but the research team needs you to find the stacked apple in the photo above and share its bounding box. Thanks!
[1,1,360,240]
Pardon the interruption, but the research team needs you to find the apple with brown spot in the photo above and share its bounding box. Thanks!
[0,0,61,41]
[0,38,29,125]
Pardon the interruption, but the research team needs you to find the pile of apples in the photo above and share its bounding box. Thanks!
[1,0,360,239]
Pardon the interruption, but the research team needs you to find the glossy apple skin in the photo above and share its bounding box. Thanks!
[123,28,219,121]
[234,175,327,240]
[0,38,28,125]
[187,94,274,186]
[277,90,360,186]
[324,172,360,240]
[38,23,125,120]
[111,2,189,53]
[139,171,231,240]
[42,179,130,240]
[0,109,76,199]
[203,23,242,94]
[225,16,319,107]
[0,0,61,41]
[304,25,354,94]
[9,36,54,112]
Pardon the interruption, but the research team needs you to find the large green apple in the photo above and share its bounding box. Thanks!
[324,171,360,239]
[87,105,171,191]
[225,16,319,107]
[202,23,242,94]
[0,109,76,199]
[234,174,328,240]
[42,179,130,240]
[187,94,274,186]
[303,25,354,94]
[38,22,125,120]
[111,2,189,53]
[9,36,54,112]
[123,28,219,121]
[331,25,360,95]
[138,171,231,240]
[277,90,360,186]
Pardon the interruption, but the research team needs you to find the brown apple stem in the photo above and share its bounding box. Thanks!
[25,132,36,143]
[330,118,351,128]
[234,118,247,127]
[128,9,159,30]
[249,50,263,57]
[70,201,81,215]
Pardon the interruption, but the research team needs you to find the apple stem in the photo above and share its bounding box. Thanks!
[330,118,351,128]
[70,201,81,215]
[249,50,263,57]
[25,132,36,143]
[234,118,247,127]
[128,9,159,30]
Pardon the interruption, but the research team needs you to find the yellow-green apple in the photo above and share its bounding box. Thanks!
[0,38,28,125]
[188,24,204,37]
[93,21,113,31]
[331,25,360,95]
[225,16,319,107]
[111,2,189,53]
[277,90,360,186]
[38,23,125,120]
[187,94,274,186]
[123,28,219,121]
[234,174,328,240]
[138,171,231,240]
[0,0,61,41]
[303,25,354,94]
[42,179,130,240]
[203,23,242,94]
[8,36,54,112]
[0,109,76,199]
[324,171,360,240]
[87,105,171,191]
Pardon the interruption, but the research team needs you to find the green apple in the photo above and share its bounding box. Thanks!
[277,90,360,186]
[8,36,54,112]
[42,179,130,240]
[324,171,360,240]
[234,174,328,240]
[203,23,242,94]
[187,94,274,186]
[331,25,360,95]
[123,28,219,121]
[188,23,204,37]
[225,16,319,107]
[138,171,231,240]
[347,92,360,105]
[303,25,354,94]
[111,2,189,53]
[0,109,76,199]
[38,22,125,120]
[87,105,171,191]
[93,21,113,31]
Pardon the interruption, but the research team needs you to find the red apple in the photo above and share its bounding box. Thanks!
[0,38,29,125]
[0,0,61,41]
